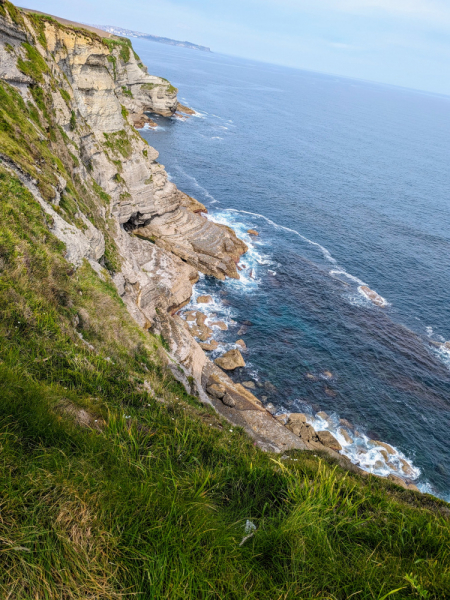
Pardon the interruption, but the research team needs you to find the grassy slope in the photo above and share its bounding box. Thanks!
[0,5,450,599]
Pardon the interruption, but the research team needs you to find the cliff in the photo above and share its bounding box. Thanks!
[0,2,449,596]
[0,0,320,455]
[0,1,430,466]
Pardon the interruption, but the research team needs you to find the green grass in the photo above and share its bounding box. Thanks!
[1,168,450,599]
[17,42,49,83]
[103,129,132,159]
[0,4,449,597]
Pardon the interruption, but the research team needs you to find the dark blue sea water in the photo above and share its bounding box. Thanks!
[135,38,450,499]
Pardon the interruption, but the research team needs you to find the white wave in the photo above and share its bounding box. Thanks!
[426,326,434,337]
[357,285,389,308]
[211,136,224,140]
[174,166,219,204]
[225,208,337,265]
[329,269,365,287]
[305,412,421,482]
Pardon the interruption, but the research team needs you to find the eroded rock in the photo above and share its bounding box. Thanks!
[214,349,245,370]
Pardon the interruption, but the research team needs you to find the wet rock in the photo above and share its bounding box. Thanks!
[372,441,396,455]
[242,381,256,389]
[185,311,197,322]
[306,373,318,381]
[338,428,353,444]
[264,381,277,393]
[358,285,386,307]
[324,386,337,398]
[197,295,213,304]
[261,395,268,402]
[177,102,196,115]
[316,411,329,421]
[247,229,259,236]
[196,312,207,326]
[190,323,213,341]
[265,403,277,415]
[211,321,228,330]
[339,418,354,430]
[316,430,342,452]
[235,339,247,350]
[199,340,219,351]
[322,370,333,379]
[400,458,415,477]
[222,393,236,408]
[237,326,248,336]
[207,383,226,399]
[214,349,246,370]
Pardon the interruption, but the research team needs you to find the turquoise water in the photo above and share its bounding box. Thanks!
[135,39,450,499]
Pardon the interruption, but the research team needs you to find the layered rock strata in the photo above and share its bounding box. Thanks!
[0,3,423,485]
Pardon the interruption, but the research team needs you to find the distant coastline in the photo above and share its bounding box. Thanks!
[91,25,211,52]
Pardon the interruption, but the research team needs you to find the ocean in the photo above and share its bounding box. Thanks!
[134,38,450,500]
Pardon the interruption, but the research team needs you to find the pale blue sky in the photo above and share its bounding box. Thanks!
[23,0,450,95]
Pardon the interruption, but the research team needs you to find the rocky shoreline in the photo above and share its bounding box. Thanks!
[0,4,420,493]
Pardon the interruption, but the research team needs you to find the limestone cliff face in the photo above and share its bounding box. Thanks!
[0,2,316,454]
[0,2,247,392]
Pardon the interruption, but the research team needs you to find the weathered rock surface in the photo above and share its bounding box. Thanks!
[214,349,245,370]
[358,285,387,307]
[316,430,342,452]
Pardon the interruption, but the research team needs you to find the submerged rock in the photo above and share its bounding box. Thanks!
[358,285,387,307]
[339,428,353,444]
[211,321,228,330]
[197,295,213,304]
[242,381,256,389]
[214,349,246,370]
[372,441,396,455]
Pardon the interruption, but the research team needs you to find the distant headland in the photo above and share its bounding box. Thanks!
[91,24,212,52]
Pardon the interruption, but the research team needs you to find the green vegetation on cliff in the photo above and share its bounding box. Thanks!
[0,2,449,598]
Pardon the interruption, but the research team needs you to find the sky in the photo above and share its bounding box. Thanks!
[22,0,450,95]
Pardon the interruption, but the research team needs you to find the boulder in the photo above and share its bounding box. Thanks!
[196,312,207,326]
[247,229,259,236]
[316,430,342,452]
[305,373,317,381]
[222,393,236,408]
[197,295,213,304]
[199,340,219,351]
[242,381,256,389]
[235,339,247,350]
[190,323,213,341]
[207,383,226,399]
[214,349,246,370]
[316,411,329,421]
[265,403,277,415]
[288,413,307,424]
[322,370,333,379]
